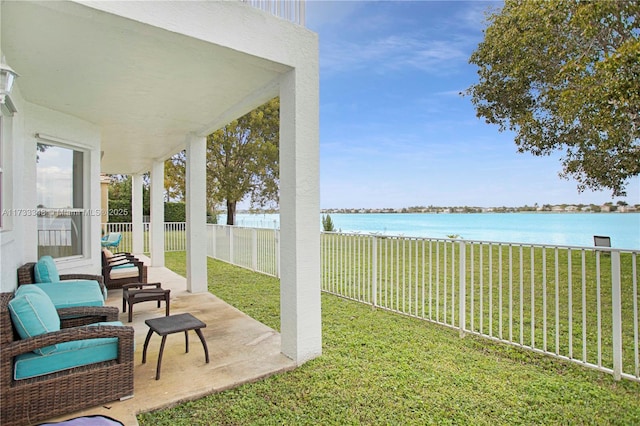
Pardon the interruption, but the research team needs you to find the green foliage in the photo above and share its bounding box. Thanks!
[321,214,336,232]
[207,98,280,225]
[107,175,150,221]
[466,0,640,196]
[164,152,186,202]
[106,199,132,222]
[164,202,185,222]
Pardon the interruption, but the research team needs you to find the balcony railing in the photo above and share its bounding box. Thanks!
[95,222,640,382]
[243,0,305,26]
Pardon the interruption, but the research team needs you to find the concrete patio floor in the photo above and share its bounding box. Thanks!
[40,258,296,426]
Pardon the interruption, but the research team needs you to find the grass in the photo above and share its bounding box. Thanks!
[138,251,640,425]
[321,235,640,373]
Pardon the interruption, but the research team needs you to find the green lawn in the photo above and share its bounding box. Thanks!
[138,252,640,425]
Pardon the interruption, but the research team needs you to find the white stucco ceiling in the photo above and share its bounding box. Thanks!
[2,1,291,174]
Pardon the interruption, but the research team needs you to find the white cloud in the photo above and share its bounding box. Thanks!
[321,33,469,75]
[37,166,73,208]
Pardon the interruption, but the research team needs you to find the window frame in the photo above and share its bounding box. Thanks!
[35,139,88,260]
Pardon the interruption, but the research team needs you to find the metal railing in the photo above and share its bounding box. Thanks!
[321,233,639,382]
[242,0,305,26]
[101,222,186,253]
[207,224,280,277]
[99,222,640,382]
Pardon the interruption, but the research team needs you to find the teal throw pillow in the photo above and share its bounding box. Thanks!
[15,284,49,298]
[8,291,61,355]
[34,256,60,283]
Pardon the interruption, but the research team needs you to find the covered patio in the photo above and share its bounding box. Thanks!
[2,0,319,358]
[1,1,320,424]
[41,257,296,425]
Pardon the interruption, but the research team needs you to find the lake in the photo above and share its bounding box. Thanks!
[230,212,640,249]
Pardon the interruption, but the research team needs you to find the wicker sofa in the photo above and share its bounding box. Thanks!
[0,292,134,426]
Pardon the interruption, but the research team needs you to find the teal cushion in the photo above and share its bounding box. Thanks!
[14,336,119,380]
[15,284,49,298]
[56,321,123,351]
[112,262,136,270]
[8,291,61,355]
[34,256,60,283]
[30,281,104,309]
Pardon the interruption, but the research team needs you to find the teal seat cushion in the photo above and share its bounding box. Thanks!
[8,288,61,355]
[34,255,61,283]
[14,334,120,380]
[112,262,136,270]
[25,281,104,309]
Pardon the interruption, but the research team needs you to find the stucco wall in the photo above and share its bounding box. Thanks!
[0,85,26,292]
[0,83,103,292]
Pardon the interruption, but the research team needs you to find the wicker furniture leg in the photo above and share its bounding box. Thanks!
[195,328,210,364]
[141,313,209,380]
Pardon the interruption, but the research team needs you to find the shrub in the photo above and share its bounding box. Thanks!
[322,214,336,232]
[164,202,186,222]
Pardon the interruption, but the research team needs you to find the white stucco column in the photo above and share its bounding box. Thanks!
[131,173,144,254]
[185,135,208,293]
[149,160,165,267]
[279,65,322,364]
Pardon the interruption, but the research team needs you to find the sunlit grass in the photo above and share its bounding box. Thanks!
[139,252,640,425]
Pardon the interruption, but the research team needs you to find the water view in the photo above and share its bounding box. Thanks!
[230,212,640,249]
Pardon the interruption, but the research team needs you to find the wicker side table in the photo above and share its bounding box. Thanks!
[142,313,210,380]
[122,283,170,323]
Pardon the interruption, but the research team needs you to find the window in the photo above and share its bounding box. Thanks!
[36,144,84,258]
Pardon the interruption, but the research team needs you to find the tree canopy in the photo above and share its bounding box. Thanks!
[466,0,639,196]
[207,97,280,225]
[164,152,186,202]
[162,98,280,224]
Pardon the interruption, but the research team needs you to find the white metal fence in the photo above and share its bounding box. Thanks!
[207,224,280,278]
[321,233,639,383]
[100,222,640,382]
[101,222,186,253]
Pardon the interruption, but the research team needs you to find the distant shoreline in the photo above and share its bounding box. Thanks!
[319,205,638,214]
[319,210,639,214]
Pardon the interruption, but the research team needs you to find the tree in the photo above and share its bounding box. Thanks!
[107,175,150,222]
[207,98,280,225]
[164,151,186,202]
[322,214,336,232]
[466,0,639,196]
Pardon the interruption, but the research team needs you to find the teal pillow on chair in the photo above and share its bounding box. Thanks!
[15,284,48,298]
[8,290,61,355]
[34,256,60,283]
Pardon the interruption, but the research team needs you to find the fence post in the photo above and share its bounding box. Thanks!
[275,229,281,278]
[611,250,622,381]
[252,228,258,272]
[229,227,235,265]
[372,236,378,308]
[459,241,466,338]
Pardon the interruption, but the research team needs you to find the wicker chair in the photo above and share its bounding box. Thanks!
[0,292,134,426]
[101,251,148,289]
[17,262,107,297]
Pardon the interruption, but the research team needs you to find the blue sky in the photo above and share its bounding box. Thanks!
[305,1,640,209]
